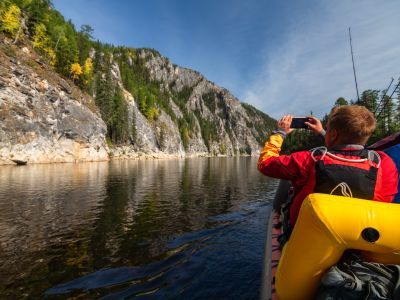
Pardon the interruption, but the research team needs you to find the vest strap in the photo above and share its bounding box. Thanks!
[367,166,378,180]
[311,147,381,168]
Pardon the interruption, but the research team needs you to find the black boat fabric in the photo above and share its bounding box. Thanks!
[316,254,400,300]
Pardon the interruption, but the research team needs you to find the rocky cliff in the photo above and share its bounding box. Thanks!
[107,48,276,159]
[0,42,109,165]
[0,33,275,165]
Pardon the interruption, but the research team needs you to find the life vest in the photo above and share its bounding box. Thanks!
[288,146,395,226]
[279,148,382,247]
[310,147,381,199]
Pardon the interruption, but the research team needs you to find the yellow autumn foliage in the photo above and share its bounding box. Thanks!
[70,63,82,80]
[32,23,47,49]
[82,57,94,86]
[32,23,56,66]
[83,58,93,76]
[0,4,21,37]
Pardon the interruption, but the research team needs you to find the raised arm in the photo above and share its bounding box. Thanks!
[258,115,299,180]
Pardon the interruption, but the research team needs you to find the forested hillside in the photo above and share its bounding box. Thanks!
[0,0,276,164]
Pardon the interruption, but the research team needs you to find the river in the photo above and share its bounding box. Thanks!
[0,157,277,299]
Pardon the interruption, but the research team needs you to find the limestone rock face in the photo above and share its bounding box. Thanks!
[110,90,186,159]
[0,44,108,165]
[133,49,274,156]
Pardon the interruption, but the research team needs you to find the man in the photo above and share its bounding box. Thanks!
[258,105,398,226]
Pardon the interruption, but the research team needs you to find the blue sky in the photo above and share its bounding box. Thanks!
[53,0,400,119]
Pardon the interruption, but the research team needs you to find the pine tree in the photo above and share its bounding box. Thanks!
[385,96,396,133]
[94,66,114,129]
[77,24,93,64]
[25,0,51,36]
[358,90,379,112]
[55,24,79,76]
[137,87,147,114]
[334,97,348,106]
[80,24,93,39]
[110,85,129,143]
[0,4,21,38]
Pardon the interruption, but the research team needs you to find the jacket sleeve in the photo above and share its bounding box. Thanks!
[377,152,399,202]
[257,133,302,180]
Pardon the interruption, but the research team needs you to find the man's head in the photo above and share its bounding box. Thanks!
[325,105,376,148]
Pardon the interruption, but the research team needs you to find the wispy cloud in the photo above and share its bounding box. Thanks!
[243,0,400,119]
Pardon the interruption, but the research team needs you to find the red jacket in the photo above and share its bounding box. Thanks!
[258,133,399,225]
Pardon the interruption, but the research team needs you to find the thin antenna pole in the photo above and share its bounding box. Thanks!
[374,77,394,114]
[376,77,400,119]
[349,27,360,102]
[387,77,400,99]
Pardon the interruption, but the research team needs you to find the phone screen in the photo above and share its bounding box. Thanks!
[290,118,309,129]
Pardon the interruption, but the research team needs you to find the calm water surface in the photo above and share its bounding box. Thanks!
[0,157,277,299]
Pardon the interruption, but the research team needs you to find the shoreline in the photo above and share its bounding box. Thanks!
[0,151,257,166]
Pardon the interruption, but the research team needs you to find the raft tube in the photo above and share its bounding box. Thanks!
[261,209,281,300]
[275,193,400,300]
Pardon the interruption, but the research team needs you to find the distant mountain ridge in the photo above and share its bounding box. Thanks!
[0,0,275,164]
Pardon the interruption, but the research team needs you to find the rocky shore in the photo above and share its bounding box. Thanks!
[0,41,110,165]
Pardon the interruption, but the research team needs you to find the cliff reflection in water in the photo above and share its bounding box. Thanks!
[0,157,277,298]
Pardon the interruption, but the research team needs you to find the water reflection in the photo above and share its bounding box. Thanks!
[0,157,277,298]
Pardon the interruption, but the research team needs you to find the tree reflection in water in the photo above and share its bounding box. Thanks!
[0,157,277,298]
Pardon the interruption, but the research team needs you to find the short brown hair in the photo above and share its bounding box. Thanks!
[328,105,376,145]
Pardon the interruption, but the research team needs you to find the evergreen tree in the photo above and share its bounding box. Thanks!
[334,97,348,106]
[54,24,79,76]
[137,87,147,114]
[357,90,379,112]
[380,95,396,134]
[24,0,51,34]
[109,85,129,143]
[94,67,114,124]
[77,24,93,64]
[80,24,93,39]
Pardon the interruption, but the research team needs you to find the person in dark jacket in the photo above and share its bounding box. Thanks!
[258,105,398,226]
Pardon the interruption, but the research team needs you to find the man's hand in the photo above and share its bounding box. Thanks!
[278,115,294,134]
[305,116,324,135]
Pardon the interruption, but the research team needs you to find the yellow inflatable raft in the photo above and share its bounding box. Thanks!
[275,193,400,300]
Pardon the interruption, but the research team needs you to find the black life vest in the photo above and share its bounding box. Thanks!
[311,147,381,199]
